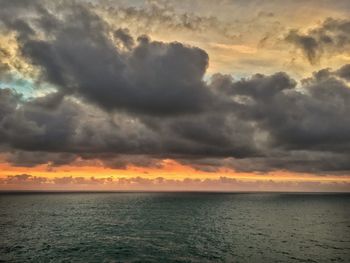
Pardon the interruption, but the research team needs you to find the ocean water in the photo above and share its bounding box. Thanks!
[0,193,349,263]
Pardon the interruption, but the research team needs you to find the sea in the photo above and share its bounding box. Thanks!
[0,192,349,262]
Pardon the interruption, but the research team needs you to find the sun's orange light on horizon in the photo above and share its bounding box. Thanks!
[1,159,349,185]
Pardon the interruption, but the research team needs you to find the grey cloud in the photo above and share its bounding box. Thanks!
[1,1,350,174]
[2,2,212,116]
[224,151,350,174]
[219,70,350,153]
[150,112,259,159]
[0,88,161,156]
[0,88,255,165]
[184,67,350,173]
[2,62,350,174]
[114,28,135,50]
[286,18,350,64]
[336,64,350,81]
[0,89,79,152]
[5,151,77,167]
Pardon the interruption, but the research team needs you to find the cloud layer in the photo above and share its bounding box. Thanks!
[1,174,348,192]
[1,1,350,176]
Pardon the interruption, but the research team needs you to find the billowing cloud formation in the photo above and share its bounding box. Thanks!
[1,174,349,192]
[1,1,210,115]
[1,1,350,175]
[286,18,350,64]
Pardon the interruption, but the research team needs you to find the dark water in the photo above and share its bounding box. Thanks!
[0,193,349,262]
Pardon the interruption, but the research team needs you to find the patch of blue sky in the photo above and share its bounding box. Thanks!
[0,73,57,100]
[0,75,35,99]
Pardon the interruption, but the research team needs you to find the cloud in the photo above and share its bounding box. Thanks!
[1,174,47,185]
[2,63,350,174]
[113,28,135,50]
[336,64,350,81]
[1,1,212,116]
[0,88,161,157]
[97,0,241,42]
[286,18,350,64]
[0,174,349,192]
[1,1,350,175]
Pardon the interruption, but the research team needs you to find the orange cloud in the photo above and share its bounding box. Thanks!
[1,173,349,192]
[0,159,349,191]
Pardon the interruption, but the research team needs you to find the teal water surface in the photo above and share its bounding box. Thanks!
[0,193,349,262]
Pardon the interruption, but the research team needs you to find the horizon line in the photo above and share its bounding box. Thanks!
[1,190,349,194]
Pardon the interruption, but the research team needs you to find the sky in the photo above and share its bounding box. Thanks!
[0,0,350,191]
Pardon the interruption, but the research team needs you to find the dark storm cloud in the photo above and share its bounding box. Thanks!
[183,67,350,173]
[215,68,350,157]
[5,151,77,167]
[1,1,350,174]
[1,1,211,116]
[2,63,350,173]
[286,18,350,64]
[0,87,255,165]
[336,64,350,81]
[0,88,160,155]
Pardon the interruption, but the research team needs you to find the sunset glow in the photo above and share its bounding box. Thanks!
[1,0,350,192]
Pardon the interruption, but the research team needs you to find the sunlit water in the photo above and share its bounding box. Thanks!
[0,192,349,262]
